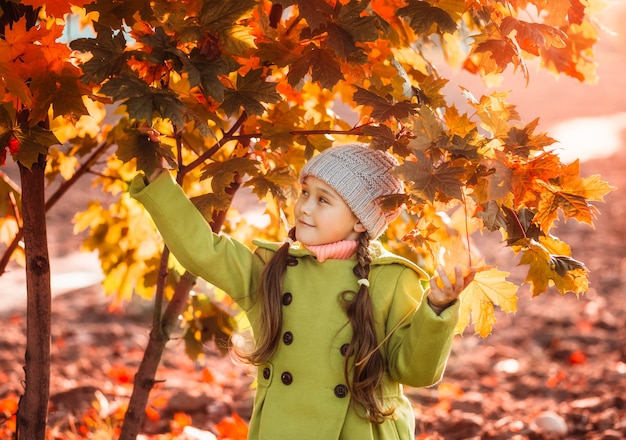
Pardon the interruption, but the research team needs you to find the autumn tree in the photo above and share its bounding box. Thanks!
[0,0,614,438]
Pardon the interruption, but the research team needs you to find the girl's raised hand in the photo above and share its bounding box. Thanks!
[428,265,474,314]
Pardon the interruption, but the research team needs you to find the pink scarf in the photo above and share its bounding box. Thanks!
[304,240,359,263]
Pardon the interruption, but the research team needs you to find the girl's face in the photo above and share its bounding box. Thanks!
[294,176,366,246]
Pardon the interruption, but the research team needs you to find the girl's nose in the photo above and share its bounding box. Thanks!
[300,197,313,215]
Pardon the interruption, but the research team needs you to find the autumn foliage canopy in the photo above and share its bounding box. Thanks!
[0,0,615,344]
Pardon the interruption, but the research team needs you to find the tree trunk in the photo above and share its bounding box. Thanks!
[119,264,197,439]
[16,154,51,440]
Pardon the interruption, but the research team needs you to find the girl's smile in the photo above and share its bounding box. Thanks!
[294,176,365,246]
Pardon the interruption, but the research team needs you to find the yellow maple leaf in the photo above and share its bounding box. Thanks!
[454,268,518,337]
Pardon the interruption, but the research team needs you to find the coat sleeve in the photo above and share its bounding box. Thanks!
[129,172,264,311]
[383,267,460,388]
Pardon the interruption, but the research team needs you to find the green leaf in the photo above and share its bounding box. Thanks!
[70,21,133,83]
[116,128,175,176]
[245,167,296,201]
[199,0,257,31]
[221,69,281,116]
[397,0,457,35]
[12,126,58,169]
[139,26,188,72]
[188,48,240,102]
[100,75,186,126]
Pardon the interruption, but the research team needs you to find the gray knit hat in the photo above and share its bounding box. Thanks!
[299,143,403,239]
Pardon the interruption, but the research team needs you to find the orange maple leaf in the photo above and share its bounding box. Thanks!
[19,0,93,19]
[215,413,249,440]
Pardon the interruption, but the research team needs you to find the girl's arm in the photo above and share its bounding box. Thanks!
[384,268,460,388]
[129,171,265,310]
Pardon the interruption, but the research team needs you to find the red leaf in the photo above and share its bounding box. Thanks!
[569,350,587,364]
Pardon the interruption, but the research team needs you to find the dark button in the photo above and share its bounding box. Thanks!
[283,331,293,345]
[282,292,293,306]
[281,371,293,385]
[340,343,350,357]
[334,384,348,398]
[263,367,271,380]
[286,258,298,266]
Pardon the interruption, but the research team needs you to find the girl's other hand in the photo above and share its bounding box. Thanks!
[428,265,474,313]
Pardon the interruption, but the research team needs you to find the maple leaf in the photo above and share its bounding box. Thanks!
[568,0,586,25]
[12,125,59,169]
[307,45,345,89]
[188,48,240,102]
[533,160,615,231]
[215,413,249,440]
[100,74,187,127]
[190,192,233,221]
[198,0,256,29]
[245,167,296,201]
[396,151,465,203]
[360,124,412,157]
[455,268,518,337]
[519,237,588,296]
[85,0,154,28]
[115,127,175,177]
[335,0,379,43]
[19,0,92,18]
[0,106,13,150]
[29,65,91,123]
[274,0,334,31]
[448,131,482,160]
[500,17,566,56]
[408,106,448,151]
[353,86,418,121]
[221,69,281,116]
[70,21,133,84]
[397,0,457,35]
[444,104,475,137]
[509,152,562,206]
[503,118,557,157]
[474,38,517,71]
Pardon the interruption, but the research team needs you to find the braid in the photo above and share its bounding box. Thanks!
[244,227,296,365]
[342,232,394,423]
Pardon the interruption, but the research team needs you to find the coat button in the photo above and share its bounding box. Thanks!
[334,384,348,398]
[281,371,293,385]
[282,331,293,345]
[286,258,298,266]
[340,343,350,357]
[263,367,271,380]
[282,292,293,305]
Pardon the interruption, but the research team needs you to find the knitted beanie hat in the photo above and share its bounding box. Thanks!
[300,143,403,240]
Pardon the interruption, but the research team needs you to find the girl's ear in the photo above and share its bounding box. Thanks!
[354,221,367,233]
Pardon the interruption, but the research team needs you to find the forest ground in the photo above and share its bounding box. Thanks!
[1,142,625,440]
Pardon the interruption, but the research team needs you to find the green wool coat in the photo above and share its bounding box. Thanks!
[130,172,460,440]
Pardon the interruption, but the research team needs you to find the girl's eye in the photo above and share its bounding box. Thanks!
[301,190,309,197]
[319,197,329,204]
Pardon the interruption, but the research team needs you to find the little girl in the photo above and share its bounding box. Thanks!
[130,143,469,440]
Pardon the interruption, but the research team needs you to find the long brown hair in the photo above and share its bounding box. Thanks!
[341,231,393,423]
[244,228,391,423]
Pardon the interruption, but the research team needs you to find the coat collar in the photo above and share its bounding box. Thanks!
[252,239,429,280]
